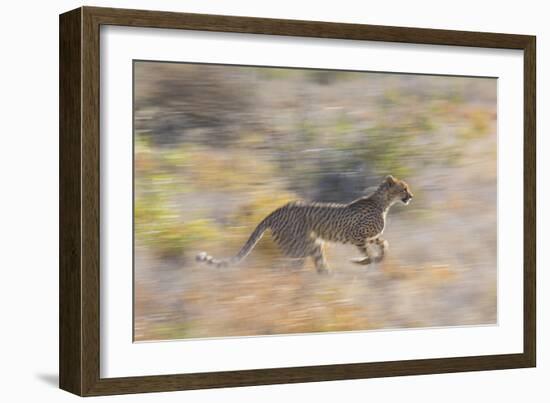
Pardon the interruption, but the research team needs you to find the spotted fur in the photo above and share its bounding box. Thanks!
[196,175,413,273]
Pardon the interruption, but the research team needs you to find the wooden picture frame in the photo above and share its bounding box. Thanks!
[59,6,536,396]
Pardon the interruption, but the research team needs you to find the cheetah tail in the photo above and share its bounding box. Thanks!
[196,217,270,268]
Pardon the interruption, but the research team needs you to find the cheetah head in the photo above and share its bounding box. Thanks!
[382,175,413,205]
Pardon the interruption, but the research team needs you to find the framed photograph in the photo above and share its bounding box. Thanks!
[59,6,536,396]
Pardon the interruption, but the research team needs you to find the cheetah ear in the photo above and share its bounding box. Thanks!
[384,175,396,185]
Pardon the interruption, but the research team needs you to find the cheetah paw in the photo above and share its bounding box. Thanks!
[350,257,372,265]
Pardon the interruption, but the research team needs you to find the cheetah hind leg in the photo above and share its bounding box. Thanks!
[287,257,306,270]
[311,243,330,274]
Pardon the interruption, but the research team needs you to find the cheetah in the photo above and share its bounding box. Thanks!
[196,175,413,273]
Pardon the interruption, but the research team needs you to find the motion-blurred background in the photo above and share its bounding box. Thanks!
[133,61,497,341]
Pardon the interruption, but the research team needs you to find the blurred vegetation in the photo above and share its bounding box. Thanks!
[134,137,219,259]
[133,62,497,341]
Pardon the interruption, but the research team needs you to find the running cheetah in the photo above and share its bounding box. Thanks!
[196,175,413,272]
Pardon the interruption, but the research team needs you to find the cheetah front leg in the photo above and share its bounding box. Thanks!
[372,237,389,263]
[350,243,372,265]
[350,238,389,265]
